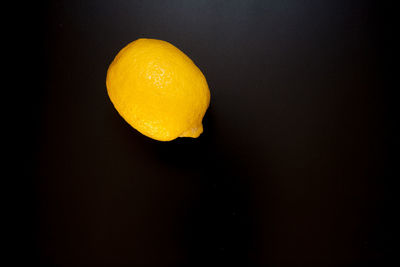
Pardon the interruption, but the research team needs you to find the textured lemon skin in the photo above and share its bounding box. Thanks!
[106,38,210,141]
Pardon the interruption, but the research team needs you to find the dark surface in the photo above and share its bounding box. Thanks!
[17,0,396,266]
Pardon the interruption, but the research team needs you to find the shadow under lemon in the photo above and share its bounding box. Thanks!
[111,106,256,265]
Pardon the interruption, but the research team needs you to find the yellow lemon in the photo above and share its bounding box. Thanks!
[106,38,210,141]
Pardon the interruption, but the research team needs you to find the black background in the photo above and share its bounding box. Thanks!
[14,0,397,266]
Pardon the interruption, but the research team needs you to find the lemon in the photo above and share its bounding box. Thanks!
[106,38,210,141]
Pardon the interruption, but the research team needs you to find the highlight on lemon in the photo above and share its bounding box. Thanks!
[106,38,210,141]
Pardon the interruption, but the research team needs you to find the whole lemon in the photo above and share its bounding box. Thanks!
[106,38,210,141]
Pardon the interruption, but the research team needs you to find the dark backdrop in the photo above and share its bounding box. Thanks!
[16,0,396,266]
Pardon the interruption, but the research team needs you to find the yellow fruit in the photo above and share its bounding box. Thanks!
[106,38,210,141]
